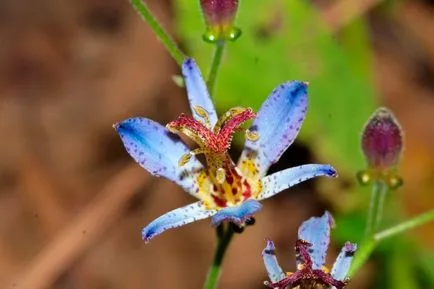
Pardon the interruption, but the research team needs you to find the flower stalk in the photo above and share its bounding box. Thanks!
[365,180,388,237]
[130,0,185,65]
[204,224,234,289]
[207,40,226,96]
[350,209,434,276]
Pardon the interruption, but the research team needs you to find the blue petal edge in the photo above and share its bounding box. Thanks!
[182,58,218,127]
[331,242,357,281]
[210,199,262,226]
[262,239,286,283]
[115,117,205,197]
[239,81,308,177]
[297,211,334,270]
[257,164,337,201]
[142,201,217,243]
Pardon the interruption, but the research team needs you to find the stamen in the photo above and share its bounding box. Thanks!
[214,106,251,133]
[216,168,226,184]
[178,148,207,167]
[245,129,259,141]
[193,105,211,128]
[178,153,191,167]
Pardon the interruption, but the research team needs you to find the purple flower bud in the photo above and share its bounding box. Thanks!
[361,107,403,170]
[200,0,241,43]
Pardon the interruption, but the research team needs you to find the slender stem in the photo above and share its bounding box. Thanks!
[375,210,434,241]
[348,238,375,277]
[130,0,185,65]
[207,40,226,96]
[350,209,434,277]
[365,180,388,237]
[204,224,234,289]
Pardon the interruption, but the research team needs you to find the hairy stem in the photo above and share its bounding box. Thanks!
[130,0,185,65]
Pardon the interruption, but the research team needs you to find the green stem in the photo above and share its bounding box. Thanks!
[350,209,434,277]
[375,210,434,241]
[130,0,185,65]
[365,180,388,237]
[207,40,226,96]
[204,224,234,289]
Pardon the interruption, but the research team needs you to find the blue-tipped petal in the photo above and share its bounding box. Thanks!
[115,117,206,197]
[182,58,218,127]
[297,212,334,270]
[256,164,337,201]
[239,81,308,177]
[331,242,357,281]
[211,199,262,226]
[142,201,217,242]
[262,239,286,283]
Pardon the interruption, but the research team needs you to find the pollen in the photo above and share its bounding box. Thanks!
[245,129,259,141]
[178,153,192,167]
[216,168,226,184]
[193,105,211,128]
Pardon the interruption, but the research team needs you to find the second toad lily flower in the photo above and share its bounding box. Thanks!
[263,212,357,289]
[114,58,337,242]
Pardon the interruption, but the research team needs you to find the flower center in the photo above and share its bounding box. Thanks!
[166,106,260,209]
[266,240,348,289]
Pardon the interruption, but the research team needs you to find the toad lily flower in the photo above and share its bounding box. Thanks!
[262,212,357,289]
[114,58,337,242]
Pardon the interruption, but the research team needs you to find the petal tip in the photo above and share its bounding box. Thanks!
[141,227,154,243]
[325,166,338,178]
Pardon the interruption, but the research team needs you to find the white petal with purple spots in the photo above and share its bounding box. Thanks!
[142,201,217,242]
[115,117,206,197]
[331,242,357,281]
[239,81,308,177]
[211,199,262,226]
[262,239,286,283]
[298,212,334,270]
[182,58,218,127]
[256,164,337,201]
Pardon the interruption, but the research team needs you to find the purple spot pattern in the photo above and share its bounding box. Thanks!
[115,117,205,197]
[257,164,337,201]
[142,201,217,242]
[331,242,357,281]
[297,212,334,270]
[210,199,262,226]
[240,81,308,177]
[182,58,218,127]
[262,239,286,283]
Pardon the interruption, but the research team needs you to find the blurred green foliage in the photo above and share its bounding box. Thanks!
[172,1,434,288]
[175,0,376,173]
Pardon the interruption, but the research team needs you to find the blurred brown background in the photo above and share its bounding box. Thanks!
[1,0,434,288]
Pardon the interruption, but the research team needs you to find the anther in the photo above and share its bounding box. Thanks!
[193,105,211,128]
[178,153,192,167]
[216,168,226,184]
[245,129,259,141]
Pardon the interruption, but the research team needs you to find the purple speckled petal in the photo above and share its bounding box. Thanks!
[142,201,217,242]
[262,239,286,283]
[115,117,206,197]
[331,242,357,281]
[238,81,308,177]
[182,58,218,127]
[298,212,334,270]
[211,199,262,226]
[256,164,337,201]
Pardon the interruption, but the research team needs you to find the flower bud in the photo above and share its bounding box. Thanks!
[200,0,241,43]
[358,107,404,189]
